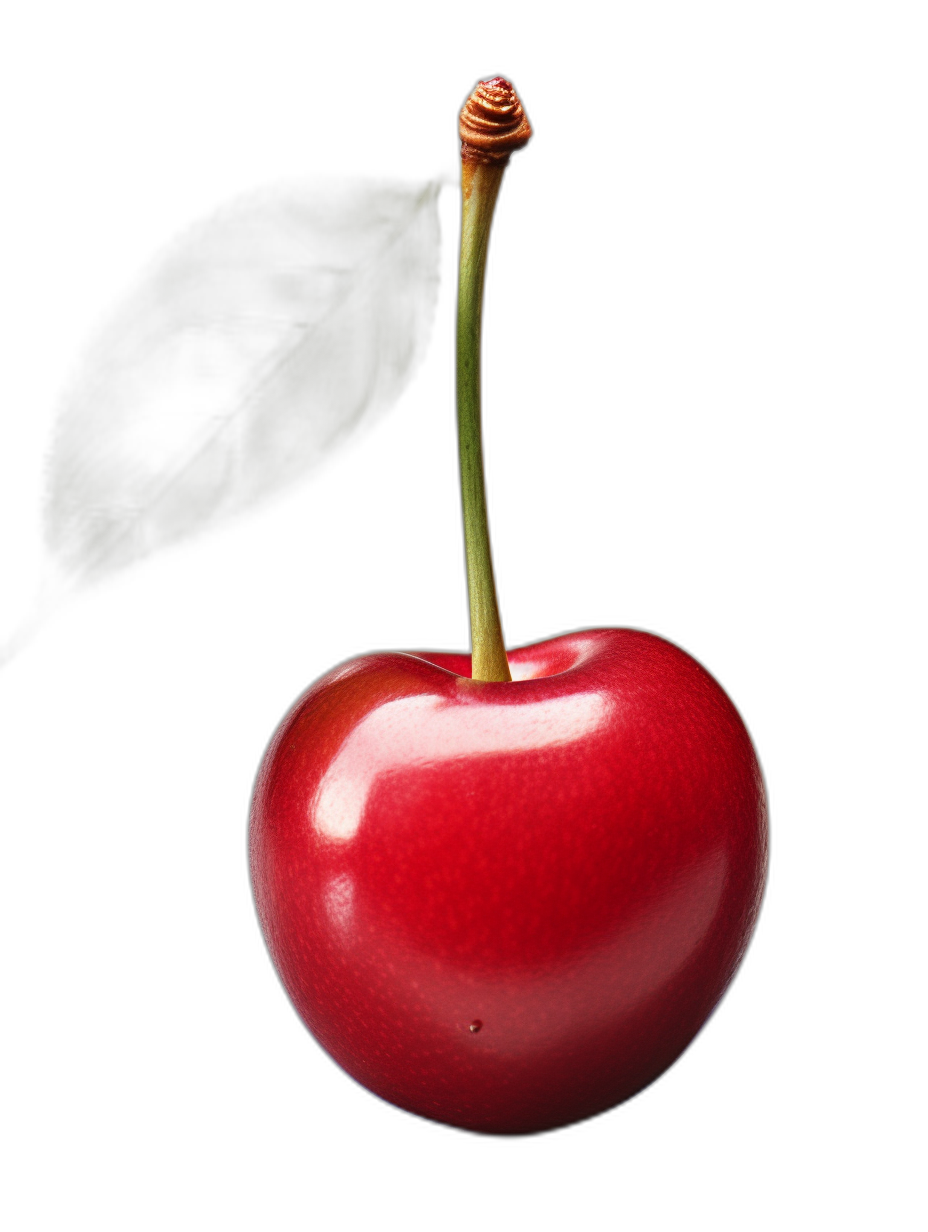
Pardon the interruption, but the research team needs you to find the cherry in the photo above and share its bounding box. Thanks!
[249,78,767,1134]
[251,629,765,1133]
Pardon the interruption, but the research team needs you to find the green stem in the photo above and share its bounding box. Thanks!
[457,160,511,683]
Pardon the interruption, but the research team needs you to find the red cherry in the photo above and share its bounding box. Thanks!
[249,628,767,1134]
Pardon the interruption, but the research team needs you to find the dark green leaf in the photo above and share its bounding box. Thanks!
[45,176,443,593]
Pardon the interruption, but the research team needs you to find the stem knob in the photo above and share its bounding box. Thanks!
[460,78,533,165]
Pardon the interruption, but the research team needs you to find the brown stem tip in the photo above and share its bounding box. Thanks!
[459,77,532,165]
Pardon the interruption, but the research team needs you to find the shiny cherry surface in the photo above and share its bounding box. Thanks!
[249,629,767,1134]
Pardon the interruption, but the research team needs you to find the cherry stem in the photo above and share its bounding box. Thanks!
[456,159,512,683]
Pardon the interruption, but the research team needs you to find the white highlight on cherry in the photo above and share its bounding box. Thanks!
[313,691,608,842]
[323,873,356,933]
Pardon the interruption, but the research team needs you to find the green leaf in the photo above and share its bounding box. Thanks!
[45,178,441,582]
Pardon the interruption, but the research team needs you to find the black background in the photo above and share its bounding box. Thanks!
[1,36,838,1192]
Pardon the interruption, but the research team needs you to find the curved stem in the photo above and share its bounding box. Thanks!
[457,160,511,683]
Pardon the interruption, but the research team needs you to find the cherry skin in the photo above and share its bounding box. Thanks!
[249,628,767,1134]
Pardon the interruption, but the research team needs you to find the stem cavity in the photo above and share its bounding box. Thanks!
[456,78,532,683]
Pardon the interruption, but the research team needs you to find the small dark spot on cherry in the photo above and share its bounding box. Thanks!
[469,1019,482,1033]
